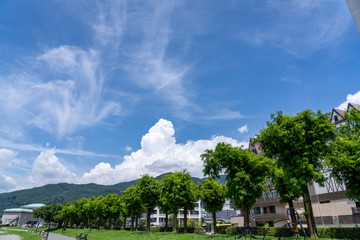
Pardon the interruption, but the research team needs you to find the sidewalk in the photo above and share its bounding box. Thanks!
[47,232,76,240]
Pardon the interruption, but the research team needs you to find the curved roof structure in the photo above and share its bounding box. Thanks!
[3,208,33,213]
[22,203,46,209]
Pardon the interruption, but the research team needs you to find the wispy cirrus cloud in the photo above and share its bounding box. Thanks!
[0,46,121,139]
[239,0,351,58]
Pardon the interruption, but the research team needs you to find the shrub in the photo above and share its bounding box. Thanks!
[317,227,360,240]
[150,226,161,232]
[194,226,205,235]
[225,226,238,235]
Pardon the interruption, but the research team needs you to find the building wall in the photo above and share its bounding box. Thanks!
[346,0,360,35]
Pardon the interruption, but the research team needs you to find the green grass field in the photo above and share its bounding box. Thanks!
[0,228,42,240]
[49,228,341,240]
[0,227,344,240]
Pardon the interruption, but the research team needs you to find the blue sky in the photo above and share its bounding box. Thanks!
[0,0,359,192]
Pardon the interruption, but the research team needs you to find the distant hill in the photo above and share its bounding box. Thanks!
[0,174,226,217]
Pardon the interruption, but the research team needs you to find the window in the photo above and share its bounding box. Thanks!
[269,206,276,213]
[190,211,199,215]
[263,207,267,214]
[320,200,330,204]
[151,209,158,215]
[150,218,157,222]
[334,116,339,122]
[254,207,261,214]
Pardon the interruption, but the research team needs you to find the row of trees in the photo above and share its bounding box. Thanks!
[34,172,227,233]
[34,108,359,238]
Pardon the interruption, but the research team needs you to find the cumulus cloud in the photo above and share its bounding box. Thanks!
[80,119,248,185]
[338,91,360,110]
[238,125,248,134]
[31,148,76,184]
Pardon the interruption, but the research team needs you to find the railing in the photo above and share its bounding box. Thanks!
[351,207,360,215]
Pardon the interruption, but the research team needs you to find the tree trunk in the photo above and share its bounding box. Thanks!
[108,217,112,230]
[288,200,298,234]
[184,207,188,233]
[131,209,134,231]
[212,212,217,234]
[244,207,250,226]
[164,212,168,232]
[97,217,100,230]
[303,188,318,238]
[173,212,178,233]
[135,217,138,231]
[147,208,151,232]
[123,216,126,229]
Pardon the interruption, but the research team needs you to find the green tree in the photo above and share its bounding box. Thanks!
[201,178,226,234]
[137,175,161,232]
[330,107,360,200]
[103,194,122,230]
[74,198,88,228]
[161,171,197,233]
[122,185,143,231]
[94,195,106,229]
[201,143,273,227]
[256,110,336,238]
[158,184,171,232]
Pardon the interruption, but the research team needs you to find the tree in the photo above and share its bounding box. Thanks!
[158,184,171,232]
[256,110,336,238]
[201,143,273,227]
[161,171,197,233]
[122,185,143,231]
[201,178,226,234]
[33,203,64,227]
[137,175,161,232]
[103,194,122,230]
[330,107,360,200]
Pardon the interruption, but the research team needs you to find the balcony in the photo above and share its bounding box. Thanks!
[351,207,360,215]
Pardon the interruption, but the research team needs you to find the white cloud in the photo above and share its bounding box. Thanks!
[0,46,121,138]
[31,148,77,184]
[238,125,248,134]
[125,146,132,152]
[239,0,351,58]
[80,119,248,185]
[92,1,127,48]
[338,91,360,110]
[0,172,17,193]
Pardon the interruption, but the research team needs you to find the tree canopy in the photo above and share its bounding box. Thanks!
[201,178,226,234]
[201,142,273,226]
[330,107,360,200]
[137,175,161,232]
[256,109,336,238]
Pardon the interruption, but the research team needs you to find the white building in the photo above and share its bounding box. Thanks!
[1,203,45,226]
[150,200,203,226]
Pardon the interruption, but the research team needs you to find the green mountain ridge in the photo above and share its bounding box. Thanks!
[0,174,226,217]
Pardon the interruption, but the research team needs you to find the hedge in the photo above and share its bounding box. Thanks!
[220,226,360,239]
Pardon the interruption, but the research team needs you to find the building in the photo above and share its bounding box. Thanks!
[1,203,45,226]
[149,200,203,226]
[309,103,360,226]
[232,103,360,227]
[346,0,360,35]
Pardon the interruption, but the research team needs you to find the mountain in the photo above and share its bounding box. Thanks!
[0,174,226,217]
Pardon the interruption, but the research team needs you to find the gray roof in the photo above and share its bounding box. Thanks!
[3,208,33,213]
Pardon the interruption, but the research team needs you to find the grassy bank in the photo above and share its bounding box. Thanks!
[49,228,342,240]
[0,228,42,240]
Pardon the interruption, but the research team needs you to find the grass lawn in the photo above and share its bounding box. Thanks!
[0,228,42,240]
[47,228,342,240]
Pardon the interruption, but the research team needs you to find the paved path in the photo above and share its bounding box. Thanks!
[0,235,20,240]
[47,232,76,240]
